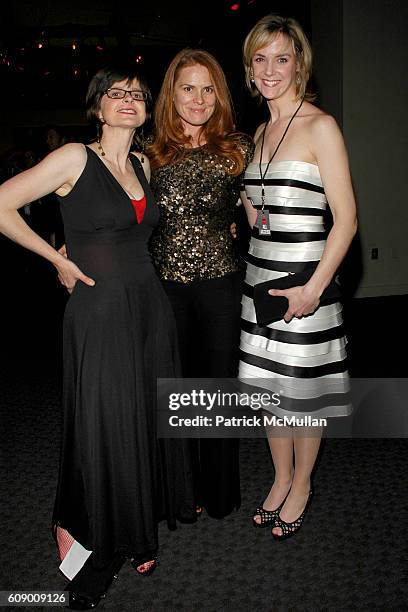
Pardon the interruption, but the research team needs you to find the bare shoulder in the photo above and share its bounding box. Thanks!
[25,143,87,182]
[43,142,88,171]
[306,111,349,170]
[0,142,88,203]
[48,144,88,196]
[308,111,341,138]
[299,106,344,153]
[53,142,87,160]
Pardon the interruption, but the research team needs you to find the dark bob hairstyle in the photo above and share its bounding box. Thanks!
[86,65,153,125]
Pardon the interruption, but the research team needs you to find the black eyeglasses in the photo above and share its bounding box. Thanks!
[105,88,148,101]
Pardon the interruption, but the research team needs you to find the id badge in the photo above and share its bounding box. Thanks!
[256,209,271,236]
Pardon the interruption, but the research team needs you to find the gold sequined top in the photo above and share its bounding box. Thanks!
[149,134,254,283]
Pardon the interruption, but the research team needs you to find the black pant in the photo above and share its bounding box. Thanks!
[162,272,242,518]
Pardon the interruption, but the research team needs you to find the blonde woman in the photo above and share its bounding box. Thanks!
[239,15,357,539]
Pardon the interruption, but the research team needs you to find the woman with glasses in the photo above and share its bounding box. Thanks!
[0,65,195,609]
[147,49,254,519]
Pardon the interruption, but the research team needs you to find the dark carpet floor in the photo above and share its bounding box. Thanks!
[0,271,407,611]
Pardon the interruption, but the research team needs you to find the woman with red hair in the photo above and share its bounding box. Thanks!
[148,49,253,519]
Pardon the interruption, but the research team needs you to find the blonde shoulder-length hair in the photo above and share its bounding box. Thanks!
[147,48,246,175]
[243,14,315,102]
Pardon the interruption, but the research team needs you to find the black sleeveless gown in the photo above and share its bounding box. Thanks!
[53,146,195,569]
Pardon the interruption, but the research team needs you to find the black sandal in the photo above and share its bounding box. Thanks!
[272,489,313,541]
[252,488,291,528]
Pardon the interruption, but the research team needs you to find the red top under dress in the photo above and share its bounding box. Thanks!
[130,194,146,224]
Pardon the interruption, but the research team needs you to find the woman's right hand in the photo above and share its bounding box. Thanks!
[55,248,95,294]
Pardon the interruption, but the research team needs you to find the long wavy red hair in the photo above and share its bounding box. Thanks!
[147,48,246,176]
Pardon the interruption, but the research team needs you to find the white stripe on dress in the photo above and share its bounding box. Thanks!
[238,160,351,417]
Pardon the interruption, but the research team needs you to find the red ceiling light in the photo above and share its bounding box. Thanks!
[230,3,240,10]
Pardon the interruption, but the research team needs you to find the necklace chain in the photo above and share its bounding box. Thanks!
[259,98,304,208]
[96,138,144,164]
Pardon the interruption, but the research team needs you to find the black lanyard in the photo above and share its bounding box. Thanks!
[259,97,304,208]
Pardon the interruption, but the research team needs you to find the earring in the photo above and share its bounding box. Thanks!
[140,127,145,163]
[249,69,255,84]
[96,123,105,157]
[296,72,301,85]
[132,128,145,163]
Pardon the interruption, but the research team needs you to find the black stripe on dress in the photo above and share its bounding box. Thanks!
[240,317,346,345]
[238,381,351,414]
[243,254,319,273]
[251,204,325,216]
[252,230,327,243]
[239,350,348,378]
[244,178,325,194]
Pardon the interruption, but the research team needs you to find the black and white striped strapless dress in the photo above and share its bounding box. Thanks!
[239,161,350,418]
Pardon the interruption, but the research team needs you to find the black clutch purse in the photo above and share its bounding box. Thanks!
[253,269,341,326]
